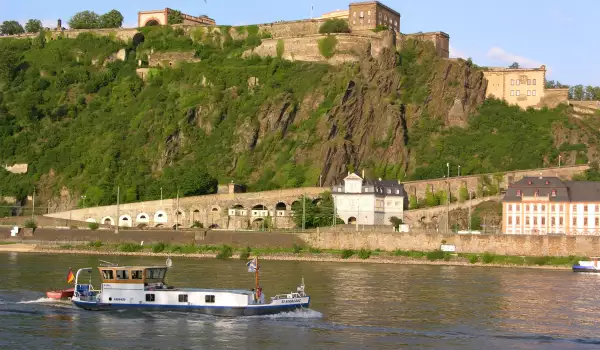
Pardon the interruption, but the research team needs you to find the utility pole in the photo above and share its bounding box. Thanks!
[160,187,163,206]
[356,199,360,232]
[332,196,336,227]
[558,155,561,168]
[458,165,461,177]
[319,175,322,188]
[32,187,35,223]
[115,186,120,233]
[447,179,450,233]
[176,188,179,231]
[468,191,472,232]
[302,194,306,231]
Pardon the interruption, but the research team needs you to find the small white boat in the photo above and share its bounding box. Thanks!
[71,257,310,316]
[572,257,600,273]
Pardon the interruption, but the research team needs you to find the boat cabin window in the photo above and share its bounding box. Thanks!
[179,295,188,303]
[131,270,143,280]
[101,270,114,280]
[205,295,215,303]
[116,270,129,280]
[146,294,155,302]
[146,268,166,280]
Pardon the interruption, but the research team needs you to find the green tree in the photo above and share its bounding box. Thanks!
[25,19,42,33]
[408,195,419,209]
[571,84,585,100]
[167,10,184,25]
[68,11,100,29]
[458,186,469,202]
[509,62,519,69]
[291,192,342,228]
[99,10,124,28]
[425,187,439,207]
[318,19,350,34]
[0,21,25,35]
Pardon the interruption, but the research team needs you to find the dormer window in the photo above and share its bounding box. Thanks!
[551,189,557,197]
[528,181,532,185]
[545,181,550,185]
[516,190,522,196]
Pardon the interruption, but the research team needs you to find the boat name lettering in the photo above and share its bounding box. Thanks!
[114,298,126,302]
[281,298,302,304]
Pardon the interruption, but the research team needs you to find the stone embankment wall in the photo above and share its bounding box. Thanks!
[301,229,600,257]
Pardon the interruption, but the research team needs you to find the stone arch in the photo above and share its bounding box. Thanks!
[85,218,97,223]
[175,209,185,218]
[252,218,265,229]
[144,18,161,27]
[419,216,426,223]
[211,206,221,213]
[136,213,150,224]
[132,32,145,47]
[275,202,287,211]
[101,216,114,226]
[119,215,133,227]
[154,211,168,224]
[191,209,201,222]
[252,204,267,210]
[348,217,357,225]
[231,204,245,209]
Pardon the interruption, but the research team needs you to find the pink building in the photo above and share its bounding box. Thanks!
[503,176,600,235]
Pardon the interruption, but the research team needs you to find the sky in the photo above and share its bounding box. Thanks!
[2,0,598,86]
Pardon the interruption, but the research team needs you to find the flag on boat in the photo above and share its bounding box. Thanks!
[246,258,259,272]
[66,268,75,284]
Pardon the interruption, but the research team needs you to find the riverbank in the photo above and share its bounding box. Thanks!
[0,241,578,270]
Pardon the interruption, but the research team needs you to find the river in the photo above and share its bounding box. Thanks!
[0,252,599,349]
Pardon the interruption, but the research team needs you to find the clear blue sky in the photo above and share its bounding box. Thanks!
[3,0,598,86]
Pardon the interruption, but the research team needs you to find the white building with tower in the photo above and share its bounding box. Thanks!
[332,172,406,226]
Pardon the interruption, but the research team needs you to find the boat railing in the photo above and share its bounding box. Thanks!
[74,284,100,301]
[271,292,303,300]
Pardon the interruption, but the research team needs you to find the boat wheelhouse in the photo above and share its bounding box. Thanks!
[572,257,600,273]
[71,259,310,316]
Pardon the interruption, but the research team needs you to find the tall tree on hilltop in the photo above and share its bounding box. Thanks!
[509,62,520,69]
[68,11,100,29]
[100,10,124,28]
[0,21,25,35]
[24,19,42,33]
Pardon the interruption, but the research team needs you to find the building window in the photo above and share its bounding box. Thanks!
[527,90,531,96]
[516,80,520,85]
[516,217,520,225]
[510,90,514,96]
[526,217,530,225]
[559,217,563,225]
[516,90,520,96]
[596,205,599,213]
[560,205,564,212]
[596,217,599,226]
[368,19,370,24]
[533,79,536,85]
[527,79,531,85]
[508,204,512,211]
[179,294,188,303]
[511,79,514,85]
[146,294,155,302]
[532,90,536,96]
[552,205,555,211]
[360,11,363,17]
[541,205,545,211]
[368,10,371,15]
[516,204,520,211]
[584,217,588,226]
[516,189,521,196]
[525,204,529,211]
[205,295,215,303]
[354,12,357,17]
[573,205,577,212]
[533,217,538,225]
[584,205,588,212]
[541,217,546,225]
[551,217,555,226]
[396,189,400,194]
[573,217,577,226]
[508,217,512,225]
[386,188,391,194]
[551,189,557,197]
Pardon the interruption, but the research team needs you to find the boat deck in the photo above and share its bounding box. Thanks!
[144,287,254,295]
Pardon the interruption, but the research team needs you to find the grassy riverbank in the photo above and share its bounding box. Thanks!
[0,240,586,270]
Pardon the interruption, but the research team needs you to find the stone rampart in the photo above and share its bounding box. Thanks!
[257,19,328,38]
[403,164,589,201]
[539,88,569,109]
[1,28,139,42]
[301,230,600,257]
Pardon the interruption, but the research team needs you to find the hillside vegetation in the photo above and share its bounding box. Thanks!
[0,28,597,209]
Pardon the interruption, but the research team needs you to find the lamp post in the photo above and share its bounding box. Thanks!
[458,165,461,177]
[446,162,450,178]
[558,155,561,168]
[81,195,86,208]
[160,187,163,206]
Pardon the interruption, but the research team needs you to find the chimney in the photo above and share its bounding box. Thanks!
[362,169,365,178]
[228,181,236,194]
[57,19,62,30]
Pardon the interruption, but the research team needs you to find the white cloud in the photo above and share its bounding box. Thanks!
[449,45,468,59]
[486,47,547,70]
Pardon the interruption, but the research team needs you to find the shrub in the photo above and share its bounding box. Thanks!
[393,249,426,258]
[293,243,303,254]
[358,249,371,259]
[482,252,495,264]
[191,221,204,228]
[308,247,322,254]
[276,39,284,58]
[318,36,337,58]
[389,216,403,227]
[88,222,99,230]
[319,19,350,34]
[216,245,233,259]
[426,250,445,261]
[371,25,388,33]
[152,242,167,253]
[87,240,103,248]
[24,219,37,230]
[469,255,479,264]
[239,246,251,260]
[341,249,355,259]
[119,243,143,252]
